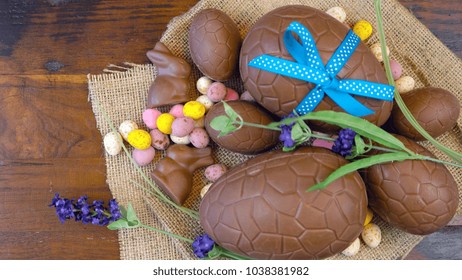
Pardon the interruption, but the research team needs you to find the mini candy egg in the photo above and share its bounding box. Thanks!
[240,90,255,102]
[183,101,206,120]
[326,6,347,23]
[156,113,175,134]
[189,127,210,148]
[103,131,122,156]
[169,104,185,118]
[127,129,152,150]
[132,147,156,166]
[194,117,205,128]
[389,59,403,80]
[364,208,374,226]
[205,163,228,182]
[312,139,334,149]
[118,120,139,141]
[150,128,170,150]
[142,108,162,129]
[171,117,195,137]
[341,238,360,257]
[206,82,227,102]
[200,183,213,198]
[361,223,381,248]
[196,76,213,95]
[224,88,239,101]
[170,134,191,145]
[395,75,415,94]
[370,43,390,62]
[353,20,373,41]
[196,95,214,111]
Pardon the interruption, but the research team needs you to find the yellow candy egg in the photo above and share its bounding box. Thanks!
[156,113,175,134]
[353,20,373,41]
[364,207,374,226]
[183,101,206,120]
[127,129,152,150]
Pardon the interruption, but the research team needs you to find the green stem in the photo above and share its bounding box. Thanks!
[422,157,462,168]
[238,121,282,131]
[139,224,194,243]
[220,249,253,260]
[374,0,462,164]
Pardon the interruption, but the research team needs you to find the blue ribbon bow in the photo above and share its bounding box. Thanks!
[248,21,394,117]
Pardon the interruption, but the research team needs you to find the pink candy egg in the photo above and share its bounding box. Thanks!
[224,88,239,101]
[169,104,185,118]
[205,163,228,182]
[150,129,170,150]
[206,82,227,102]
[389,59,403,80]
[312,139,334,149]
[189,127,210,148]
[171,117,195,137]
[132,146,156,166]
[240,90,255,102]
[142,108,162,129]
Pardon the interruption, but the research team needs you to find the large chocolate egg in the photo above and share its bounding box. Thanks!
[239,5,392,132]
[200,147,367,259]
[205,100,279,154]
[189,9,241,81]
[362,135,459,235]
[386,87,460,141]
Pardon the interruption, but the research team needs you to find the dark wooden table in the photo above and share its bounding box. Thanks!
[0,0,460,260]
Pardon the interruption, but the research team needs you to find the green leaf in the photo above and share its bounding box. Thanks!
[119,205,127,219]
[308,152,422,191]
[107,219,129,230]
[210,115,232,132]
[354,134,367,155]
[222,101,239,121]
[126,203,139,222]
[291,123,304,142]
[301,111,413,154]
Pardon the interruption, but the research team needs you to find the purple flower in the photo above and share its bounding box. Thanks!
[192,234,215,258]
[50,194,75,224]
[279,113,296,148]
[332,128,357,157]
[109,199,122,221]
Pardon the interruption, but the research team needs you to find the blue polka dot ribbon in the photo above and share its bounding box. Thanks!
[248,22,394,117]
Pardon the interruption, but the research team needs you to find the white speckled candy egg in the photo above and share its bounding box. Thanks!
[118,120,138,140]
[342,238,360,257]
[200,183,213,198]
[326,6,347,23]
[196,95,214,111]
[171,117,195,137]
[170,134,191,145]
[132,146,156,166]
[370,42,390,62]
[142,108,162,129]
[189,127,210,148]
[196,76,213,95]
[395,75,415,94]
[206,82,227,102]
[103,131,122,156]
[150,128,170,150]
[361,223,382,248]
[204,163,228,182]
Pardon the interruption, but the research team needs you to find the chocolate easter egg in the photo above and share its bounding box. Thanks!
[239,5,392,132]
[386,87,460,141]
[362,135,459,235]
[189,9,241,81]
[205,101,279,154]
[200,147,368,259]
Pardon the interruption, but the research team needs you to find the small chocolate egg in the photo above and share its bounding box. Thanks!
[196,95,214,111]
[169,104,185,118]
[342,238,360,257]
[205,101,279,154]
[224,88,239,101]
[362,135,459,235]
[189,9,241,81]
[189,127,210,148]
[142,108,162,129]
[132,147,156,166]
[196,76,213,94]
[326,6,347,23]
[204,163,228,182]
[171,117,195,137]
[118,120,138,141]
[387,87,460,141]
[395,75,415,94]
[150,129,170,150]
[353,20,373,41]
[361,223,381,248]
[370,42,389,62]
[170,134,191,145]
[389,59,403,80]
[127,129,152,150]
[206,82,227,102]
[103,131,123,156]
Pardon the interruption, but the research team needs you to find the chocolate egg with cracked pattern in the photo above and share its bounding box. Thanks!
[205,100,279,154]
[199,147,368,260]
[362,135,459,235]
[189,9,241,81]
[385,87,460,141]
[239,5,392,132]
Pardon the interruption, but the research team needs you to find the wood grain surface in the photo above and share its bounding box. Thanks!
[0,0,460,260]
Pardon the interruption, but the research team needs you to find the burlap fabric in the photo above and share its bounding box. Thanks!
[88,0,462,260]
